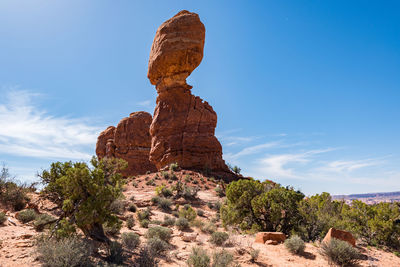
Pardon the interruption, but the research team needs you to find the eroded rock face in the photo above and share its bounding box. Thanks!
[96,112,157,176]
[322,228,356,247]
[148,10,230,173]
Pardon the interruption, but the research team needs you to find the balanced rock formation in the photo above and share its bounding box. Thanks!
[96,111,157,176]
[147,10,230,173]
[322,228,356,247]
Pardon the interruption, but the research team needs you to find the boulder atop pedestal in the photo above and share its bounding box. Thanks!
[322,228,356,247]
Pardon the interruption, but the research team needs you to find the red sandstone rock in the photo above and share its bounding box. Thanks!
[322,227,356,247]
[255,232,286,244]
[147,10,230,174]
[96,112,156,176]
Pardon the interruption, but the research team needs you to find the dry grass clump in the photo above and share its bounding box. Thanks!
[284,235,305,254]
[175,217,189,230]
[122,232,140,250]
[16,209,37,223]
[187,246,210,267]
[146,226,172,242]
[319,238,361,266]
[36,236,93,267]
[0,211,7,225]
[210,232,229,246]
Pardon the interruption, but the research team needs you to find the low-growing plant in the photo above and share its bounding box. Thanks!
[210,232,229,246]
[140,219,150,228]
[158,197,172,211]
[36,236,93,267]
[104,221,122,236]
[0,211,7,225]
[155,185,173,198]
[137,246,158,267]
[151,196,161,204]
[250,249,260,263]
[162,215,176,226]
[187,246,210,267]
[34,213,56,231]
[191,218,205,228]
[107,241,124,264]
[128,203,137,213]
[285,235,305,254]
[319,238,361,266]
[16,209,37,223]
[211,249,234,267]
[179,204,197,221]
[146,178,155,186]
[146,226,172,242]
[169,162,179,172]
[201,222,217,234]
[182,185,199,200]
[175,217,190,230]
[122,232,140,250]
[137,207,151,221]
[126,216,135,229]
[110,199,125,215]
[197,209,205,217]
[215,186,225,197]
[147,237,169,255]
[161,171,169,179]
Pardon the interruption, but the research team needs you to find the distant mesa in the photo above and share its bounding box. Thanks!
[96,10,234,179]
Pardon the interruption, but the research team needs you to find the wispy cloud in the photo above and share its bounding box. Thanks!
[318,159,382,173]
[228,141,281,159]
[0,89,101,160]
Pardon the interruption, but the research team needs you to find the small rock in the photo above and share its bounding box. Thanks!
[181,233,197,242]
[255,232,286,244]
[265,240,279,245]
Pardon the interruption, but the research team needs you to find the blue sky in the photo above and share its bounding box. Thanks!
[0,0,399,195]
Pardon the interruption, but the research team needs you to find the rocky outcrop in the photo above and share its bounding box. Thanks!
[96,112,157,176]
[254,232,286,244]
[322,228,356,247]
[147,10,230,173]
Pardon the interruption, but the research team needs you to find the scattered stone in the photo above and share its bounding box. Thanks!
[181,232,197,242]
[322,227,356,247]
[265,240,279,245]
[255,232,286,244]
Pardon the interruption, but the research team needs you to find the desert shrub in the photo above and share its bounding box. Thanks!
[122,232,140,250]
[151,220,162,225]
[250,249,260,262]
[140,219,150,228]
[169,162,179,172]
[38,157,126,241]
[138,207,151,221]
[179,204,197,221]
[319,238,361,266]
[210,232,229,246]
[136,246,157,266]
[184,175,191,183]
[126,216,135,229]
[151,196,160,204]
[207,202,214,209]
[215,186,225,197]
[104,220,122,236]
[146,226,172,242]
[128,203,137,212]
[176,217,190,230]
[0,211,6,225]
[187,246,210,267]
[214,201,222,212]
[211,249,234,267]
[147,237,169,255]
[16,209,37,223]
[106,241,124,264]
[221,179,303,234]
[146,178,155,186]
[158,197,172,211]
[191,219,205,228]
[197,209,205,217]
[162,215,176,226]
[285,235,305,254]
[161,171,169,180]
[0,165,31,211]
[228,165,241,175]
[201,222,217,234]
[36,236,93,267]
[182,185,199,200]
[34,213,56,231]
[155,185,173,198]
[110,199,125,215]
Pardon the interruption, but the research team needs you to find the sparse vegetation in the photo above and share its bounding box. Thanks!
[197,209,205,217]
[146,226,172,242]
[169,162,179,172]
[0,165,31,211]
[147,237,169,255]
[187,246,210,267]
[285,235,305,254]
[128,203,137,212]
[250,249,260,263]
[104,221,122,236]
[106,241,124,264]
[215,186,225,197]
[122,232,140,250]
[162,215,176,226]
[210,231,229,246]
[36,236,93,267]
[110,199,125,215]
[175,217,190,230]
[0,211,6,225]
[140,219,150,228]
[16,209,37,223]
[319,238,361,266]
[211,249,234,267]
[126,215,135,229]
[201,222,217,234]
[34,213,56,231]
[179,204,197,221]
[136,246,158,266]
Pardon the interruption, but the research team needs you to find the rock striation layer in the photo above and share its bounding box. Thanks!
[96,111,157,176]
[147,10,230,173]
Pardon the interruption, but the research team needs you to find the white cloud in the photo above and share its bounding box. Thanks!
[226,141,281,159]
[0,89,101,160]
[319,159,381,173]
